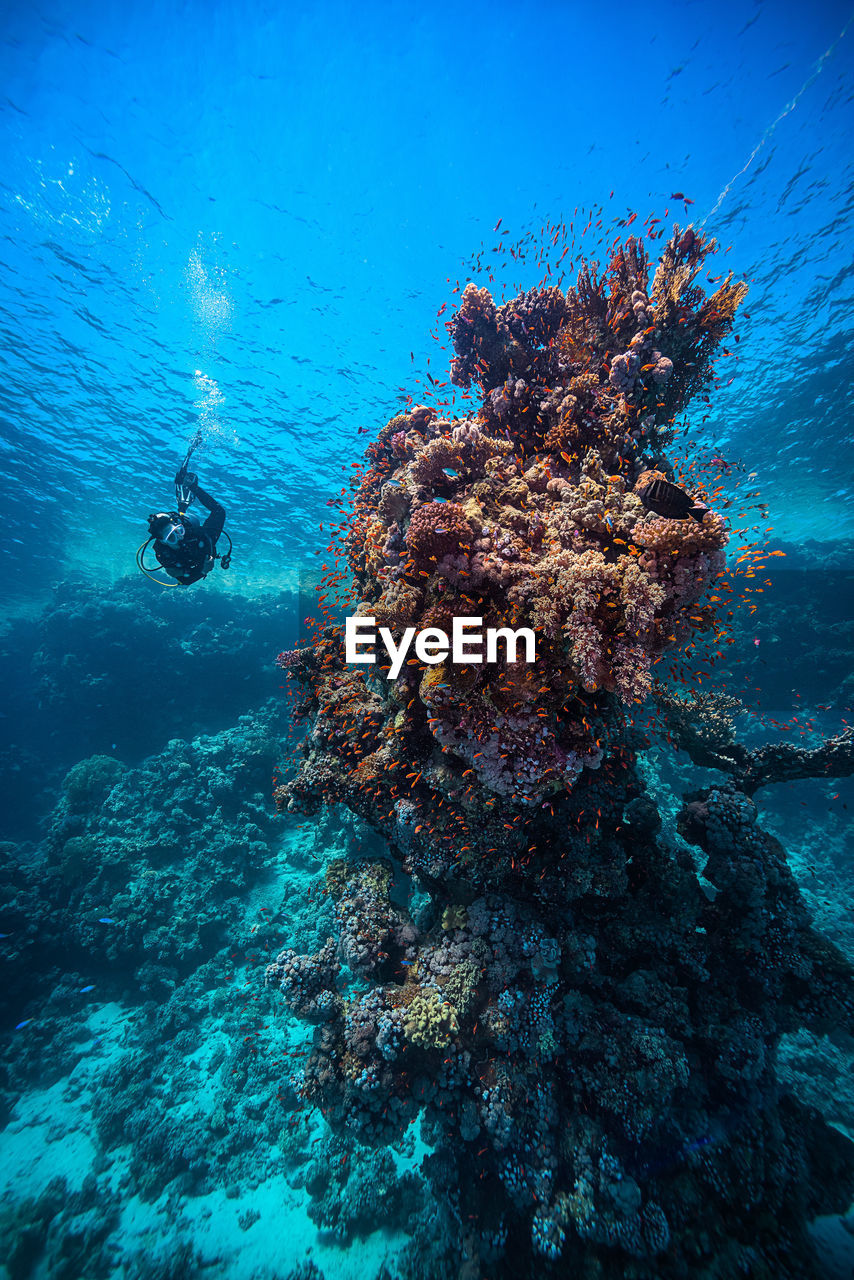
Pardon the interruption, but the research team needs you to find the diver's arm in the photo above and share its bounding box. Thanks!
[192,483,226,540]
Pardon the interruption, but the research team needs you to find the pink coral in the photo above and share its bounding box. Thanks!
[276,646,316,669]
[405,501,476,563]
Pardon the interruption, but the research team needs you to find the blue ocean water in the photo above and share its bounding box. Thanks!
[1,0,852,604]
[1,2,853,1278]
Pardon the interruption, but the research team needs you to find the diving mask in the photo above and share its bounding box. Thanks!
[161,519,185,548]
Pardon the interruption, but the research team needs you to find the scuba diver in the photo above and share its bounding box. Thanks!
[138,441,232,586]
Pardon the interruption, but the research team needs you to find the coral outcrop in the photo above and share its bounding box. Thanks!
[269,229,854,1278]
[280,229,737,840]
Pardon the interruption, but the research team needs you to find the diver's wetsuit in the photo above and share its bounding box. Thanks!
[154,484,226,586]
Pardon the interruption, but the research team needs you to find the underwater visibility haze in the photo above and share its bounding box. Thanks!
[1,2,854,1278]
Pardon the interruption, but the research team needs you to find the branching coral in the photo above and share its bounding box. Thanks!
[660,689,854,795]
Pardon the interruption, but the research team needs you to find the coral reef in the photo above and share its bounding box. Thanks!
[280,228,737,850]
[0,704,283,1048]
[731,728,854,794]
[270,230,854,1278]
[0,1176,121,1280]
[659,687,854,793]
[0,575,297,838]
[0,663,415,1278]
[303,1137,424,1243]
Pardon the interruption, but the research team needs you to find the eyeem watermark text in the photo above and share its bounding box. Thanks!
[345,616,536,680]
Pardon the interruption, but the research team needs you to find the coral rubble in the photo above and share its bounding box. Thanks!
[270,229,854,1277]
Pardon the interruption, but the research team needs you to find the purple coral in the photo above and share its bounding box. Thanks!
[264,938,340,1022]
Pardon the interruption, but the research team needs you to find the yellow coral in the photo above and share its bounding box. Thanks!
[698,276,748,337]
[403,989,459,1050]
[442,904,468,931]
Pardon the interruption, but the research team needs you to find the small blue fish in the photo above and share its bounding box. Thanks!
[442,468,460,478]
[98,917,115,924]
[432,497,448,505]
[80,985,96,994]
[15,1019,32,1030]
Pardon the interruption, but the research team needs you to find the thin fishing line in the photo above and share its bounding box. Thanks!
[702,12,854,225]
